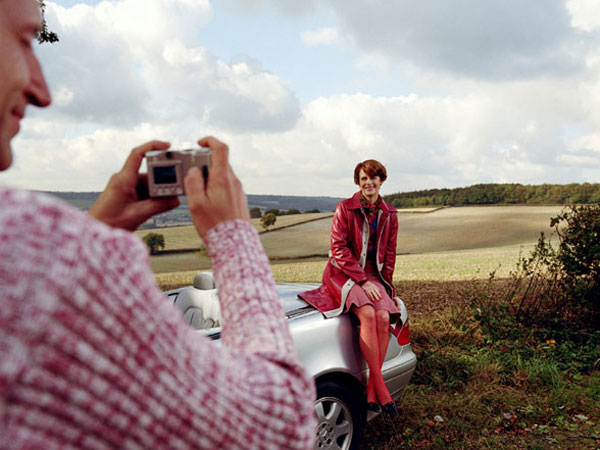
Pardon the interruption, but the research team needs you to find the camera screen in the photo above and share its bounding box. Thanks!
[153,166,177,184]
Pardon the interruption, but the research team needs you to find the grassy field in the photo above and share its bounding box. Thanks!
[134,212,332,252]
[146,206,562,277]
[262,205,561,257]
[153,243,536,291]
[361,296,600,449]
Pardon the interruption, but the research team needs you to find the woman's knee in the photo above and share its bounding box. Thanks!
[376,310,390,329]
[355,305,377,325]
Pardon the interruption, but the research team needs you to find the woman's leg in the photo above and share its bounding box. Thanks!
[375,309,390,369]
[353,305,390,405]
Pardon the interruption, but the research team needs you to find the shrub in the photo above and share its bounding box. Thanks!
[464,203,600,383]
[552,204,600,320]
[260,213,277,231]
[249,207,262,218]
[264,208,280,216]
[142,232,165,255]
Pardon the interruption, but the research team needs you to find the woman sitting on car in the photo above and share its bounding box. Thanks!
[300,159,400,415]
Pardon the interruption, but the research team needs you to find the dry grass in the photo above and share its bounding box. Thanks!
[360,282,600,449]
[397,205,561,254]
[135,212,332,251]
[138,206,561,256]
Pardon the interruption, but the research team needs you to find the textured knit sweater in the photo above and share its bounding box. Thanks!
[0,187,316,449]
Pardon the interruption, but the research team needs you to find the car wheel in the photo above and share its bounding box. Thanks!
[314,380,364,450]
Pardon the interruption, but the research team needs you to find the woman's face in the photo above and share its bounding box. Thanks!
[358,169,382,201]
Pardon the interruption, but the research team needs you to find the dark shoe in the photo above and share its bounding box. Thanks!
[382,401,398,416]
[367,402,381,413]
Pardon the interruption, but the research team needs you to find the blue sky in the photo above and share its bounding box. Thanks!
[5,0,600,196]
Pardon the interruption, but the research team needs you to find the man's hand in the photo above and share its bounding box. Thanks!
[88,140,180,231]
[361,280,382,301]
[184,136,250,238]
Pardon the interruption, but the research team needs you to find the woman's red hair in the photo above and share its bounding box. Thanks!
[354,159,387,185]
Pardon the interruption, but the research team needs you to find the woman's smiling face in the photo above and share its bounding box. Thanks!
[358,169,381,202]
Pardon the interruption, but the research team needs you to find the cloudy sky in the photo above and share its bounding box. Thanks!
[4,0,600,197]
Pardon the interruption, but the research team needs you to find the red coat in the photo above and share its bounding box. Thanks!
[300,191,398,318]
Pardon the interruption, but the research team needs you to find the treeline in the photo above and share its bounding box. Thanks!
[385,183,600,208]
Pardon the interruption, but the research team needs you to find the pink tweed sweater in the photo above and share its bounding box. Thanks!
[0,187,316,449]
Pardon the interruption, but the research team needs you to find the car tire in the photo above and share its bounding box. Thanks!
[314,380,364,450]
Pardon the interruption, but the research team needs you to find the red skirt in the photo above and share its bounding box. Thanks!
[344,262,400,318]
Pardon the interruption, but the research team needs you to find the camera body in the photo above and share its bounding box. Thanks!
[146,148,210,197]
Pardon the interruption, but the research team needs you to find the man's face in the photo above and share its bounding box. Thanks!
[0,0,51,171]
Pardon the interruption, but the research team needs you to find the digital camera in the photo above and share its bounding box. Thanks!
[146,148,210,197]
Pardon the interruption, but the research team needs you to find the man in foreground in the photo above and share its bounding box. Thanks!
[0,1,316,448]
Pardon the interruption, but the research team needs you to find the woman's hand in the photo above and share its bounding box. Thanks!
[361,280,382,301]
[184,136,250,238]
[88,140,180,231]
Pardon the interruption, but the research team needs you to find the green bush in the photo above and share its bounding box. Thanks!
[142,232,165,255]
[264,208,280,216]
[552,204,600,320]
[260,213,277,230]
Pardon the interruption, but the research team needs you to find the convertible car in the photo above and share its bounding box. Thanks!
[165,273,417,450]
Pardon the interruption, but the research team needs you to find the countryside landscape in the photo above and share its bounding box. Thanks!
[52,186,600,449]
[12,2,600,448]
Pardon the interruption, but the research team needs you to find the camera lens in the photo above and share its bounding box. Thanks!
[165,151,173,159]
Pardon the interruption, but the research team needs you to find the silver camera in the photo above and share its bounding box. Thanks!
[146,148,210,197]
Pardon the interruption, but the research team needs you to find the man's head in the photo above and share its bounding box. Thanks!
[0,0,51,171]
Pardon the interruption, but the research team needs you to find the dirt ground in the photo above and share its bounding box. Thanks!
[396,279,478,318]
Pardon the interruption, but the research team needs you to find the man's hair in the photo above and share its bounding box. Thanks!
[354,159,387,185]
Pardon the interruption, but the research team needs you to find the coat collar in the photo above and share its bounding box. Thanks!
[347,191,395,212]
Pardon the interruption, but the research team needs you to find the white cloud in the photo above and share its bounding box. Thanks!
[301,27,340,46]
[37,0,300,131]
[566,0,600,32]
[6,122,175,191]
[219,78,600,196]
[220,0,316,16]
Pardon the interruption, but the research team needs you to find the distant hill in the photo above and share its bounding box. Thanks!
[385,183,600,208]
[44,191,343,228]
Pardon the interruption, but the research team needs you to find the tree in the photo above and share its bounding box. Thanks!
[249,207,262,219]
[143,232,165,255]
[37,1,59,44]
[260,213,277,231]
[264,208,280,216]
[286,208,301,215]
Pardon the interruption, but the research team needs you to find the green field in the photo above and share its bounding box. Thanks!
[153,242,536,290]
[147,205,563,286]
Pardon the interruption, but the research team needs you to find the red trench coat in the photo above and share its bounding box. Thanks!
[299,191,398,318]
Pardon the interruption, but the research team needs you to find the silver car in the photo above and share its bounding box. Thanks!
[165,273,417,450]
